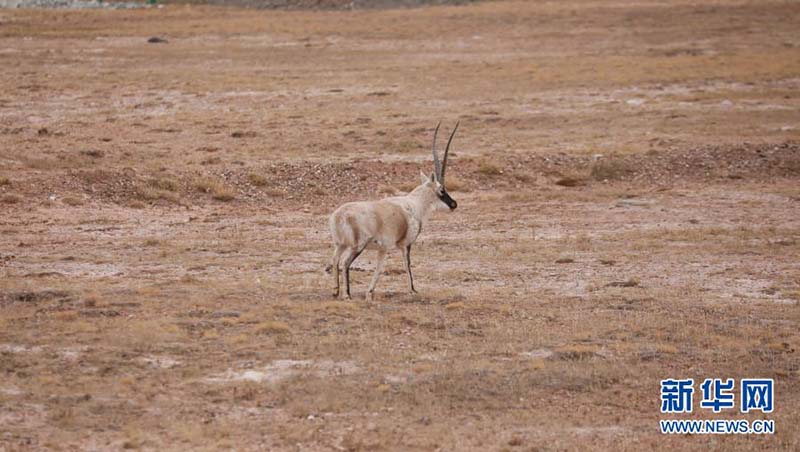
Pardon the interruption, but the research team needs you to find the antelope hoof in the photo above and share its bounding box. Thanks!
[332,288,339,298]
[366,291,374,301]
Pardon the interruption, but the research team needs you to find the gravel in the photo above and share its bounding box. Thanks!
[0,0,476,9]
[0,0,150,9]
[202,0,478,10]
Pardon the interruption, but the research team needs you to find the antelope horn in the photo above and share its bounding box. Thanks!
[440,121,459,185]
[431,122,442,181]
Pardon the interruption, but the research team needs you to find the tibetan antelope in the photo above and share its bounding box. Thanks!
[329,122,460,300]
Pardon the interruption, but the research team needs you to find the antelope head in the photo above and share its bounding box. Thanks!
[424,121,459,211]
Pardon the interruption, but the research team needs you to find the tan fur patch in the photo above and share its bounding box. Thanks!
[345,215,359,246]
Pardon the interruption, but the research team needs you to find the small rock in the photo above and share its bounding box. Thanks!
[554,177,584,187]
[606,279,639,288]
[148,37,168,44]
[520,349,553,359]
[81,149,104,158]
[616,199,652,207]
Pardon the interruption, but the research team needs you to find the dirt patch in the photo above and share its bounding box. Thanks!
[206,359,360,383]
[0,290,73,306]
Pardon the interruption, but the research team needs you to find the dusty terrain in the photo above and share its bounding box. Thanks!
[1,0,799,450]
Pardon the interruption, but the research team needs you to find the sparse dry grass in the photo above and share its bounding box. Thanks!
[512,172,534,183]
[476,161,502,176]
[212,188,236,201]
[0,176,10,186]
[137,185,180,203]
[443,174,470,192]
[147,177,179,192]
[255,321,291,335]
[395,181,417,193]
[1,193,21,204]
[554,175,586,187]
[62,196,84,206]
[194,176,236,201]
[263,188,283,197]
[590,157,634,181]
[247,173,268,186]
[394,139,421,154]
[314,301,358,312]
[552,344,601,361]
[80,149,104,159]
[24,157,64,170]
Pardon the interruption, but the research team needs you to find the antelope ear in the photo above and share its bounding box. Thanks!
[420,171,430,184]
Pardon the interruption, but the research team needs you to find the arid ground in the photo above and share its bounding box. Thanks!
[1,0,799,450]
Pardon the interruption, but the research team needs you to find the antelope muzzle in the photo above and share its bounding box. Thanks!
[439,190,457,210]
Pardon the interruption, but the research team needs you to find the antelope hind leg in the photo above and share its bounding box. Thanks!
[344,245,366,300]
[331,245,345,298]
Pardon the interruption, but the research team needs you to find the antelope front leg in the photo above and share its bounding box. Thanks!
[402,245,417,294]
[366,250,387,301]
